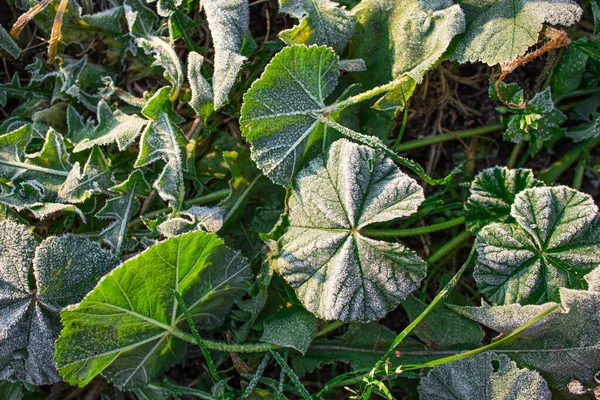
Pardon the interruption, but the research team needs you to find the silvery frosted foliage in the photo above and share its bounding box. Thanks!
[58,146,115,203]
[96,170,151,255]
[200,0,250,109]
[187,52,213,121]
[278,0,356,53]
[135,113,187,212]
[137,36,184,99]
[474,186,600,305]
[464,167,543,234]
[274,139,426,322]
[68,101,148,153]
[0,25,20,59]
[240,45,339,186]
[452,0,582,65]
[157,206,225,238]
[0,221,119,385]
[451,269,600,397]
[418,352,551,400]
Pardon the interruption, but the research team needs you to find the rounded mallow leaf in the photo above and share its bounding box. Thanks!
[273,139,427,322]
[465,166,544,234]
[474,186,600,305]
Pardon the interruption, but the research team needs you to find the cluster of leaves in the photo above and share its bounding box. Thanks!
[0,0,599,399]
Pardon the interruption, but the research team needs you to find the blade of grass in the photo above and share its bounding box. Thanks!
[270,350,313,400]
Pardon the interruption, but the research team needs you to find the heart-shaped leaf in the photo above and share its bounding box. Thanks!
[271,139,426,322]
[474,186,599,305]
[0,221,119,385]
[55,230,251,388]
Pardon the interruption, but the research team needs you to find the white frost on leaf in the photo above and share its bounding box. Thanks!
[58,146,115,203]
[418,352,551,400]
[474,186,599,305]
[187,52,213,121]
[157,206,225,238]
[276,139,426,322]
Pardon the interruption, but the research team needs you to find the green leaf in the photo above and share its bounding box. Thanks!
[58,146,115,203]
[55,230,251,388]
[567,116,600,142]
[69,101,148,152]
[550,43,588,96]
[0,74,50,113]
[464,166,544,234]
[504,88,566,143]
[260,304,319,355]
[124,0,159,37]
[474,186,599,305]
[201,0,250,109]
[278,0,356,53]
[187,51,213,122]
[0,381,22,400]
[240,45,339,186]
[418,352,551,399]
[488,80,525,107]
[451,0,582,65]
[350,0,465,87]
[451,268,600,396]
[0,220,119,385]
[402,295,484,349]
[137,36,184,100]
[272,139,426,322]
[96,170,151,254]
[157,206,225,237]
[0,25,21,59]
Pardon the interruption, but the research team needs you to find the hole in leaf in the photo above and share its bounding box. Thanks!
[491,360,500,372]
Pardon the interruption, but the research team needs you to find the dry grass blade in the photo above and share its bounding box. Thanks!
[10,0,53,39]
[47,0,69,63]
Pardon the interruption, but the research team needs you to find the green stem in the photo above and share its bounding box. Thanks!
[426,230,471,265]
[393,90,410,149]
[374,241,478,373]
[507,142,523,169]
[401,303,560,371]
[361,217,465,238]
[317,115,452,186]
[129,189,230,228]
[147,382,216,400]
[539,136,600,183]
[572,159,586,190]
[271,350,313,400]
[556,87,600,102]
[393,124,503,152]
[172,328,280,352]
[315,321,345,338]
[330,77,409,112]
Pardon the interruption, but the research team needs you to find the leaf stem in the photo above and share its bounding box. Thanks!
[330,77,410,112]
[373,241,478,373]
[426,230,471,265]
[360,217,465,238]
[270,350,313,400]
[539,136,600,183]
[315,321,345,337]
[393,124,503,152]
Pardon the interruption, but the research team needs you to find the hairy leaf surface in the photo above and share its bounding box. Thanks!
[0,25,21,59]
[475,186,600,305]
[273,139,426,322]
[55,231,251,388]
[59,146,115,203]
[187,51,213,121]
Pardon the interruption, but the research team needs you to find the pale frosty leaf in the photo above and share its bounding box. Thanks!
[339,59,366,72]
[452,0,582,65]
[69,101,148,152]
[474,186,600,305]
[464,166,543,234]
[240,45,339,186]
[418,352,551,400]
[135,112,187,212]
[200,0,250,109]
[58,146,115,203]
[187,51,213,121]
[0,221,118,385]
[137,36,183,99]
[96,170,151,255]
[124,0,159,37]
[349,0,465,87]
[278,0,356,52]
[450,271,600,397]
[157,206,225,238]
[55,231,251,388]
[275,139,426,322]
[0,25,21,59]
[260,304,319,355]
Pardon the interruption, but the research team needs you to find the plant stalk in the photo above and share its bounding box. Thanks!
[330,77,409,112]
[393,124,503,152]
[361,217,465,238]
[426,230,471,264]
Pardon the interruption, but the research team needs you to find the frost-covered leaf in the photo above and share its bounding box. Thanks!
[0,25,21,59]
[240,45,339,186]
[349,0,465,89]
[278,0,356,52]
[418,352,551,400]
[135,109,187,212]
[451,0,582,65]
[187,51,213,121]
[55,230,251,388]
[147,0,182,17]
[567,116,600,142]
[200,0,250,109]
[402,295,484,349]
[451,269,600,397]
[465,167,544,234]
[124,0,159,37]
[272,139,426,322]
[0,74,50,111]
[489,80,525,107]
[137,36,184,100]
[0,221,119,385]
[504,88,567,143]
[157,206,225,238]
[96,170,150,254]
[550,44,588,96]
[69,101,148,152]
[474,186,600,305]
[58,146,115,203]
[260,304,319,355]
